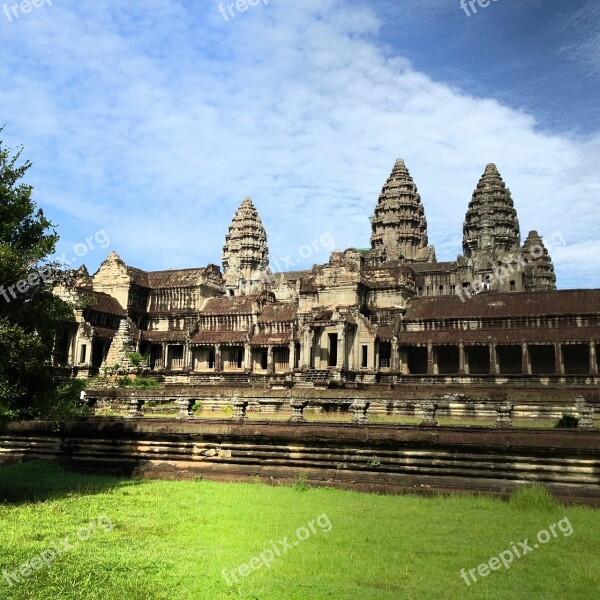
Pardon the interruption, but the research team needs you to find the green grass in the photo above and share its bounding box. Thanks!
[0,463,598,599]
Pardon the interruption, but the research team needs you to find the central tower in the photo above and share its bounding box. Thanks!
[370,159,433,262]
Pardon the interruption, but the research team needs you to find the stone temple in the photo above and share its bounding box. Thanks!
[53,160,600,388]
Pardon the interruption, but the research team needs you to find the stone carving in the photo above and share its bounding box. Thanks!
[522,230,557,292]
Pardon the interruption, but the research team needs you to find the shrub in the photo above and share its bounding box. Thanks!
[126,352,149,368]
[116,376,162,390]
[555,413,579,428]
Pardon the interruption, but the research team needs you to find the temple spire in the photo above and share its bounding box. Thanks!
[522,230,557,291]
[222,197,269,296]
[370,159,432,262]
[462,163,521,260]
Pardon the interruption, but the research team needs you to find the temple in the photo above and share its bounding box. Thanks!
[52,160,600,389]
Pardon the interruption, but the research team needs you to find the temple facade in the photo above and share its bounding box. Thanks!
[53,160,600,388]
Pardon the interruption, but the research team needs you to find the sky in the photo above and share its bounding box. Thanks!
[0,0,598,288]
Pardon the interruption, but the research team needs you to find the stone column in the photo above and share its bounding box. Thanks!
[351,399,370,425]
[427,343,434,375]
[391,337,399,371]
[374,342,379,370]
[489,344,498,375]
[495,400,513,428]
[267,346,274,374]
[161,343,167,369]
[310,330,316,368]
[589,342,598,376]
[244,342,252,371]
[289,340,296,371]
[232,396,248,421]
[177,398,195,420]
[458,343,465,375]
[575,396,595,430]
[289,400,308,422]
[554,343,564,376]
[419,401,438,426]
[336,325,345,370]
[127,394,144,419]
[521,343,531,375]
[215,344,222,372]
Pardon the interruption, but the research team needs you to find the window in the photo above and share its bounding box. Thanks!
[260,350,268,370]
[510,280,516,291]
[361,345,368,368]
[450,284,456,295]
[438,285,444,295]
[79,344,87,364]
[417,287,423,296]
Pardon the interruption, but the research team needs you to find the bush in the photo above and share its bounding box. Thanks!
[555,413,579,428]
[116,376,162,390]
[509,482,559,511]
[126,352,149,368]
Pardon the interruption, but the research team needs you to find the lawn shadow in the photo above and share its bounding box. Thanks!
[0,460,144,505]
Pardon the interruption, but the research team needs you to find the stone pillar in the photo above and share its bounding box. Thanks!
[391,337,399,371]
[336,325,345,370]
[521,343,531,375]
[458,343,465,375]
[289,400,308,422]
[289,341,296,371]
[351,399,370,425]
[301,327,310,369]
[489,344,498,375]
[127,394,144,419]
[244,342,252,371]
[427,343,434,375]
[232,397,248,421]
[161,343,167,369]
[589,342,598,376]
[575,396,595,430]
[177,398,195,420]
[554,343,564,376]
[374,342,379,370]
[267,346,274,374]
[310,330,316,368]
[495,400,513,428]
[419,401,438,426]
[215,344,222,372]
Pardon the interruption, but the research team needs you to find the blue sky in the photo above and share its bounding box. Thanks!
[0,0,598,288]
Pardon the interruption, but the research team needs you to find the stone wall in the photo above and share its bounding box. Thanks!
[2,419,600,505]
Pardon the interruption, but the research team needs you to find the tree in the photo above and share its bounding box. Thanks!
[0,132,72,421]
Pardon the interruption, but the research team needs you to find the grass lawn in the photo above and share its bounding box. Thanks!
[0,462,598,599]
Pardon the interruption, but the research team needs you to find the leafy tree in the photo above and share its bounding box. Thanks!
[0,133,72,422]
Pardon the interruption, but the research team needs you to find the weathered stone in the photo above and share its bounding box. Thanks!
[420,401,438,426]
[351,399,370,425]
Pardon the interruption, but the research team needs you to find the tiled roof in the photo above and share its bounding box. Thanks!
[258,303,297,323]
[141,330,188,342]
[78,288,125,316]
[192,330,249,344]
[251,333,292,346]
[405,290,600,320]
[408,261,457,273]
[200,296,255,315]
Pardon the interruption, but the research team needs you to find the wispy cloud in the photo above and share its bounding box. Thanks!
[0,0,598,288]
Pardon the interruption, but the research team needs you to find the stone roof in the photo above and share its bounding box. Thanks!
[408,261,457,273]
[405,289,600,320]
[257,303,297,323]
[200,296,256,315]
[251,332,292,346]
[78,288,125,316]
[192,331,249,344]
[141,331,188,342]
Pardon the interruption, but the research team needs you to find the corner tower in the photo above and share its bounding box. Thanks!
[222,197,269,296]
[370,159,434,262]
[522,230,557,291]
[462,163,521,261]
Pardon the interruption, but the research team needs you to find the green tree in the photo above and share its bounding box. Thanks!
[0,133,72,421]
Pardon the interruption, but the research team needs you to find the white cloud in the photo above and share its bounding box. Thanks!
[0,0,598,288]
